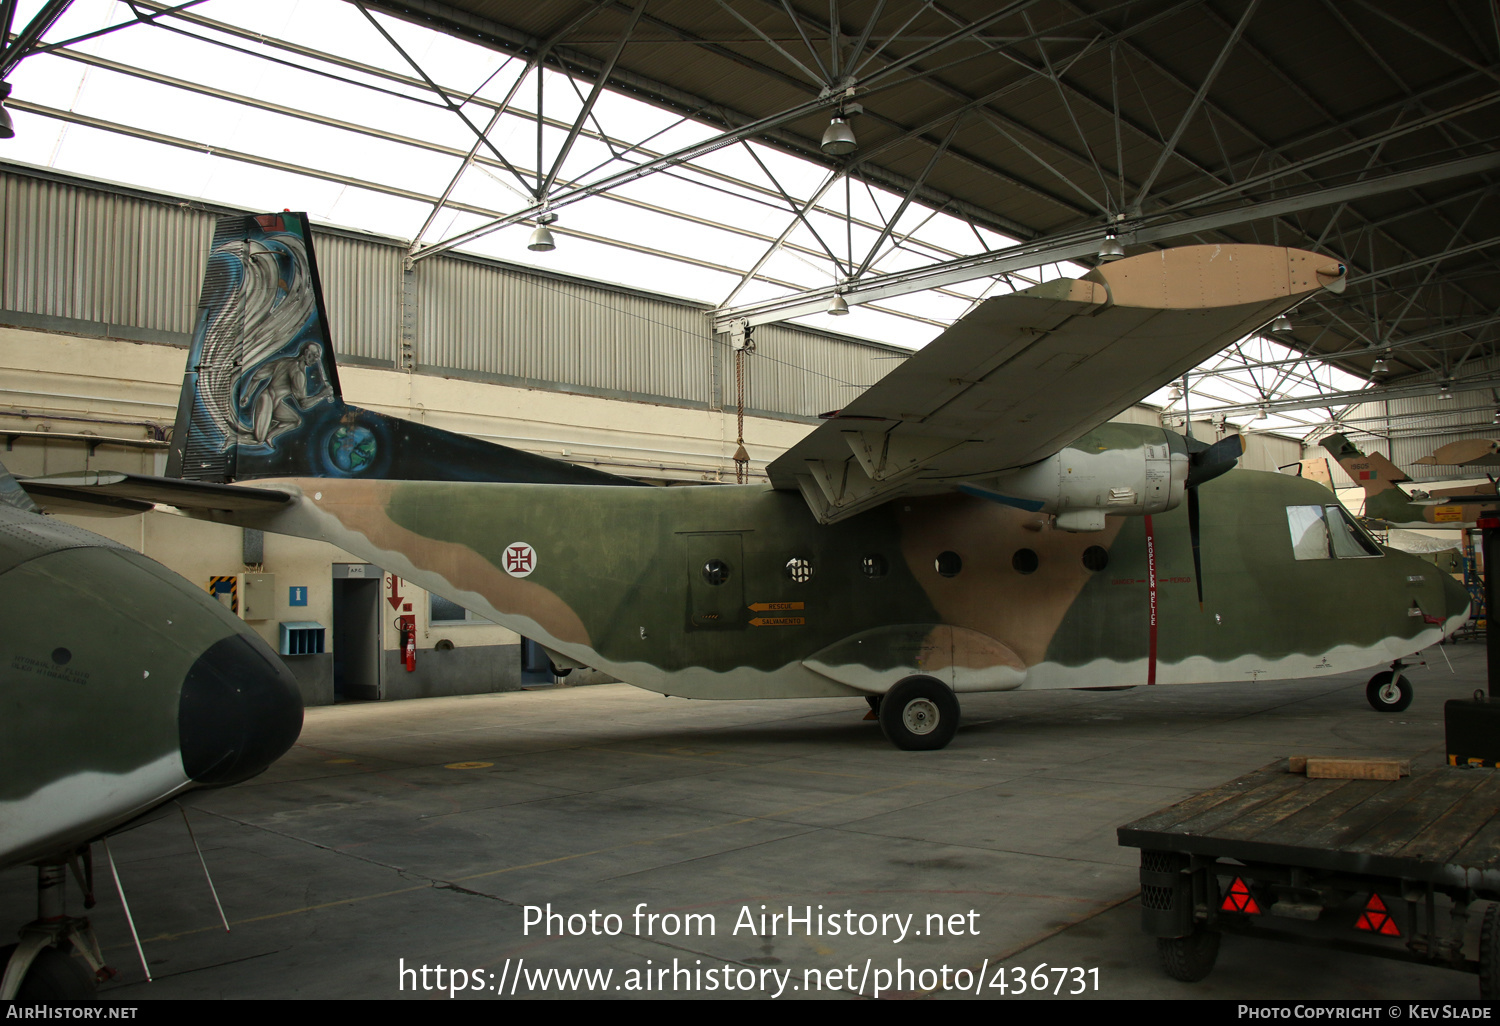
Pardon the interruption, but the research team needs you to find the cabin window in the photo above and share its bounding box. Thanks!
[935,551,962,577]
[1012,548,1039,574]
[1286,505,1382,560]
[1082,546,1109,572]
[861,554,888,578]
[702,559,731,585]
[785,557,813,583]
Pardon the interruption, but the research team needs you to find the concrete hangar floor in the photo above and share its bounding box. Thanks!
[6,646,1488,1001]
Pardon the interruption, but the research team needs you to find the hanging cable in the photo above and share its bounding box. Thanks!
[734,346,749,483]
[731,319,754,483]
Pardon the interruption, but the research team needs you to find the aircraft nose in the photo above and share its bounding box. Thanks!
[1441,572,1472,626]
[179,633,304,786]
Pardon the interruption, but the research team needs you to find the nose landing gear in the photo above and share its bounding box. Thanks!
[1366,661,1414,712]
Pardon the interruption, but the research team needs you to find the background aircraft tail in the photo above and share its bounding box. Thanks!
[167,212,628,487]
[1322,432,1410,496]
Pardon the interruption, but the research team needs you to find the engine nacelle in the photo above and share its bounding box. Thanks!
[965,425,1191,531]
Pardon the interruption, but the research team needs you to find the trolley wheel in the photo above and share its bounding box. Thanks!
[1480,903,1500,998]
[1157,925,1220,983]
[1366,671,1413,712]
[878,676,959,751]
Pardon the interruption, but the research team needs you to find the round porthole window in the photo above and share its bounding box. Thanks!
[861,554,888,578]
[935,551,962,577]
[1012,548,1039,575]
[702,559,730,585]
[785,557,813,583]
[1082,546,1109,572]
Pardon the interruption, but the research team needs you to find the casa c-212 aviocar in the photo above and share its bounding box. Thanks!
[22,213,1470,750]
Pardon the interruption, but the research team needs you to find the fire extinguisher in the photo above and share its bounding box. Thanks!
[397,614,416,672]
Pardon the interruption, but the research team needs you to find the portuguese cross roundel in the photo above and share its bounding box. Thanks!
[504,542,537,578]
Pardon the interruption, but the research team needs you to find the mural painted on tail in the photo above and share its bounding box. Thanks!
[27,215,1470,752]
[0,458,302,1000]
[169,213,624,488]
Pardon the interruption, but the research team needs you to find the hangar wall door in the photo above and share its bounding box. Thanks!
[333,563,382,700]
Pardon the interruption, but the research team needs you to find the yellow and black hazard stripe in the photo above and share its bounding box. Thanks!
[207,574,238,614]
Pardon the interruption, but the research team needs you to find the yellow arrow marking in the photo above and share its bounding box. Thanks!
[749,616,805,626]
[748,601,804,611]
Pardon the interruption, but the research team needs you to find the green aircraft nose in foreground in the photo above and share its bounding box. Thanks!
[24,214,1470,753]
[0,467,303,999]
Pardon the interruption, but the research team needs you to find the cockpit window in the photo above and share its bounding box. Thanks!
[1287,505,1382,560]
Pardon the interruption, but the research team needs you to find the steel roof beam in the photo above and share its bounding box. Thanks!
[715,149,1500,329]
[0,0,69,76]
[1196,376,1500,418]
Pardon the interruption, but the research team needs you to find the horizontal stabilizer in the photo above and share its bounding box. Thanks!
[19,471,292,513]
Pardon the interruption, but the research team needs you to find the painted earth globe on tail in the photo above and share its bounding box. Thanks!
[327,424,376,474]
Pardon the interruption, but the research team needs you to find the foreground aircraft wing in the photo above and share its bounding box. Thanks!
[18,471,292,515]
[768,245,1346,524]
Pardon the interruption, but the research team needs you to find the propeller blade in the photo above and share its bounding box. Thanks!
[1187,434,1245,488]
[1183,435,1242,610]
[1189,484,1204,609]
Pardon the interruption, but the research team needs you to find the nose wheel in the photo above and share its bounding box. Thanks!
[1366,669,1413,712]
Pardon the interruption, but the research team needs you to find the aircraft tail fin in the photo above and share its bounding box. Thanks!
[167,212,630,487]
[1321,432,1410,495]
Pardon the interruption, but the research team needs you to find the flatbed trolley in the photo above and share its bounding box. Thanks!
[1118,759,1500,994]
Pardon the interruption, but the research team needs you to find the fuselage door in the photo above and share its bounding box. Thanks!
[683,532,746,630]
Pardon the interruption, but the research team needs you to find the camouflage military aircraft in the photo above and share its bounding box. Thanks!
[0,460,303,999]
[22,214,1469,752]
[1325,433,1499,529]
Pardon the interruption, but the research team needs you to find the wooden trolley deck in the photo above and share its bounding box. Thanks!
[1116,759,1500,991]
[1119,760,1500,895]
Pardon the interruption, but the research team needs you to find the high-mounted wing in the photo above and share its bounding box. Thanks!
[768,245,1346,524]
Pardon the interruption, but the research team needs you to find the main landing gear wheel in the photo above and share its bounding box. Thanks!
[1156,926,1220,983]
[0,944,96,1002]
[878,676,959,751]
[1366,671,1413,713]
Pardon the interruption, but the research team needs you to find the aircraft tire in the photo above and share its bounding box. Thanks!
[0,944,96,1001]
[1480,903,1500,998]
[878,676,959,751]
[1156,926,1219,983]
[1366,672,1413,712]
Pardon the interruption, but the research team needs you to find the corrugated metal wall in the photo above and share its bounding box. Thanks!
[746,322,907,419]
[1328,356,1500,484]
[0,165,904,421]
[2,173,215,334]
[315,231,403,365]
[417,255,713,404]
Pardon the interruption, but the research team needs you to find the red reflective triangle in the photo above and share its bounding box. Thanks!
[1220,878,1261,914]
[1355,893,1401,937]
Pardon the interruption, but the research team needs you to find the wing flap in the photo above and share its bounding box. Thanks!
[769,244,1345,523]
